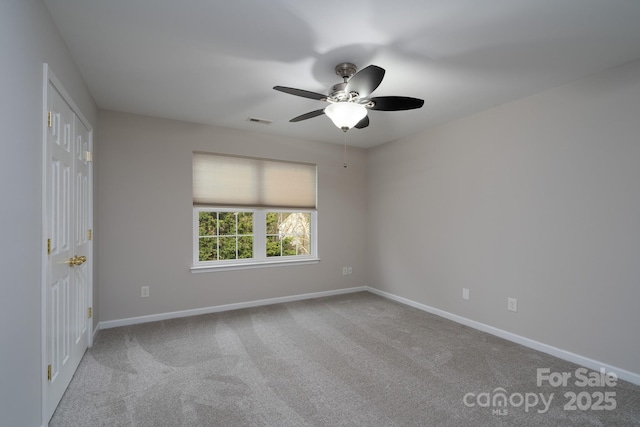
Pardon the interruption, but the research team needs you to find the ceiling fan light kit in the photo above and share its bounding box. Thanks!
[325,102,368,132]
[274,62,424,132]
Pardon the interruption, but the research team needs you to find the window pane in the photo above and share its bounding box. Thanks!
[199,237,217,261]
[198,211,217,236]
[298,235,310,255]
[266,235,280,257]
[266,212,279,234]
[218,236,237,260]
[297,212,310,255]
[218,212,237,236]
[238,212,253,234]
[238,236,253,259]
[281,235,296,256]
[300,212,310,225]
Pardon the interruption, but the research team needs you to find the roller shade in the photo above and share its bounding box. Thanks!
[193,152,317,209]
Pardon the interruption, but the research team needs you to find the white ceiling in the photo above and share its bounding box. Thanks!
[44,0,640,148]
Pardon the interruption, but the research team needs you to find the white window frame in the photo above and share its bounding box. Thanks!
[191,207,319,273]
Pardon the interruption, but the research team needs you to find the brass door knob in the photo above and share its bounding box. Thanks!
[67,255,87,266]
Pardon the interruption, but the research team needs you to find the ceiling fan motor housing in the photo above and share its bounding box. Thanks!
[335,62,357,80]
[330,63,358,101]
[329,82,349,101]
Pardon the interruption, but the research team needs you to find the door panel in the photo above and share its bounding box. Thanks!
[72,116,90,361]
[46,82,91,421]
[47,85,74,405]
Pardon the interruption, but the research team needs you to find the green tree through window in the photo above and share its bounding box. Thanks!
[198,211,253,261]
[266,212,310,257]
[195,209,314,266]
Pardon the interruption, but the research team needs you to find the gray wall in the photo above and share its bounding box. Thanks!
[97,110,367,322]
[0,0,97,425]
[367,60,640,375]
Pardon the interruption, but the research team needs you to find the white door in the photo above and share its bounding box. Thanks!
[45,80,92,421]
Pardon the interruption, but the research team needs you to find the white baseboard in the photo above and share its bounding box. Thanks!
[365,286,640,387]
[99,286,367,330]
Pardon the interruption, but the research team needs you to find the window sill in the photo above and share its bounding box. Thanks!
[190,257,321,273]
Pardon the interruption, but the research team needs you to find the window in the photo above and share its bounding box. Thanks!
[197,211,254,261]
[266,211,311,257]
[192,152,318,271]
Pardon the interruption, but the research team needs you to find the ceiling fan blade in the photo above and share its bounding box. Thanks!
[345,65,385,98]
[290,109,326,122]
[274,86,326,101]
[368,96,424,111]
[354,115,369,129]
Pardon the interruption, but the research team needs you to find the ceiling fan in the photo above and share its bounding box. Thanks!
[274,63,424,132]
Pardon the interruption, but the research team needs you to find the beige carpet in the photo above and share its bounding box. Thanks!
[51,292,640,426]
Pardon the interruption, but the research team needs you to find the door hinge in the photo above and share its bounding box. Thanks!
[47,111,52,128]
[47,239,51,255]
[88,229,92,240]
[84,151,93,162]
[47,365,52,381]
[88,307,92,319]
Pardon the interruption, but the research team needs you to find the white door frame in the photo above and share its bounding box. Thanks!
[41,63,94,425]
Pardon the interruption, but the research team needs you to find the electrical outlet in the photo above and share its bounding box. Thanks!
[342,267,348,276]
[141,286,149,298]
[347,267,352,275]
[462,288,469,300]
[508,297,517,312]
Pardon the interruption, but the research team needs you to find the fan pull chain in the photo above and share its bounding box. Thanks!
[343,132,348,168]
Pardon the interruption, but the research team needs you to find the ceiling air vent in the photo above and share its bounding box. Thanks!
[247,117,273,125]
